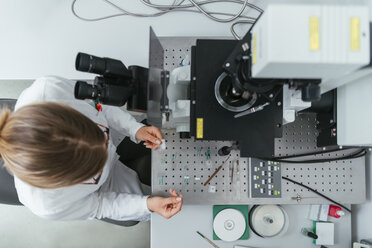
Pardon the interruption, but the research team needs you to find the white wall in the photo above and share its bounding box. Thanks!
[350,1,372,242]
[352,152,372,242]
[0,0,260,80]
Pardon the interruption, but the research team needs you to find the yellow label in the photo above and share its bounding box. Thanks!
[196,118,203,139]
[310,17,320,51]
[350,17,360,51]
[252,35,257,64]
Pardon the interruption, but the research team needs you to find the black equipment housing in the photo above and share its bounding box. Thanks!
[190,30,326,158]
[74,52,148,112]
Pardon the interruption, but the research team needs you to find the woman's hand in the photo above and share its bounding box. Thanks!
[147,189,183,219]
[135,126,163,149]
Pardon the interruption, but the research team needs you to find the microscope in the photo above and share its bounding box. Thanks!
[73,2,372,158]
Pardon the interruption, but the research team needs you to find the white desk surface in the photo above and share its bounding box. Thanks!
[0,0,261,80]
[151,205,351,248]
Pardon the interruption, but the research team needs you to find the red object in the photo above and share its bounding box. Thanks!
[328,205,344,218]
[96,103,103,111]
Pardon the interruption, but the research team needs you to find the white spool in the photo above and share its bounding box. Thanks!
[213,209,246,242]
[250,205,289,238]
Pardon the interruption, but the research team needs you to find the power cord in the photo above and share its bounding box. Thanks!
[71,0,263,39]
[282,176,352,213]
[261,148,367,164]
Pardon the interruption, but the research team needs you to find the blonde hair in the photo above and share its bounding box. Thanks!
[0,102,108,189]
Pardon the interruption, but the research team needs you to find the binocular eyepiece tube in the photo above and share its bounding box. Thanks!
[75,52,132,78]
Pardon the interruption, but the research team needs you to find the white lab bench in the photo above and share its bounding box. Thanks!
[151,205,352,248]
[0,0,260,80]
[1,0,370,245]
[150,129,359,248]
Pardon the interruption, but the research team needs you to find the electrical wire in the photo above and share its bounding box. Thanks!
[273,147,355,160]
[282,176,352,213]
[71,0,263,39]
[270,148,367,164]
[248,205,264,238]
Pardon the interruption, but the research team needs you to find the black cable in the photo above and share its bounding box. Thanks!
[248,205,263,238]
[273,147,354,160]
[282,176,352,213]
[273,149,367,164]
[258,148,367,164]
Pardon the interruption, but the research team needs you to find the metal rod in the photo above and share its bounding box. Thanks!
[196,231,220,248]
[203,154,231,186]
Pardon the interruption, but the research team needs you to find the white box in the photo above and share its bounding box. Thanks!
[337,71,372,146]
[314,222,335,246]
[251,0,370,82]
[308,205,321,221]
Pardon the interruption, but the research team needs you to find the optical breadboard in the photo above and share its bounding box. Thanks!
[150,35,366,205]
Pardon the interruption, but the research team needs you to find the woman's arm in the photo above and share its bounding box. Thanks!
[102,106,163,148]
[35,191,151,221]
[31,190,183,221]
[101,105,145,143]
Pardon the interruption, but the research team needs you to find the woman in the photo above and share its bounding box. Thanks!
[0,76,182,222]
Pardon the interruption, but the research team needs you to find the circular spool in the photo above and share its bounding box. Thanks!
[214,72,257,112]
[213,208,246,242]
[250,205,289,238]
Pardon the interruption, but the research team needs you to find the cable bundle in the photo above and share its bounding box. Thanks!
[71,0,263,39]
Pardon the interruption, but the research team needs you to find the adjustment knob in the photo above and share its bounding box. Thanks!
[301,84,321,102]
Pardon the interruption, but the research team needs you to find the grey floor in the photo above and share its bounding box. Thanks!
[0,204,150,248]
[0,81,150,248]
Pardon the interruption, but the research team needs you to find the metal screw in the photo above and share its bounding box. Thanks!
[291,194,302,203]
[269,94,274,98]
[339,146,343,149]
[193,77,196,81]
[242,42,249,51]
[165,112,170,122]
[277,102,282,106]
[225,63,230,67]
[192,100,196,104]
[323,147,326,151]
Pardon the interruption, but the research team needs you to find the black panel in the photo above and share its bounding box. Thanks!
[190,46,197,137]
[314,90,338,147]
[191,39,283,158]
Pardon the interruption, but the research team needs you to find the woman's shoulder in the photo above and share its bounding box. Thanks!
[15,76,76,111]
[14,175,95,218]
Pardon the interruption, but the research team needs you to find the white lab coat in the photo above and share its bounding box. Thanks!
[14,76,151,222]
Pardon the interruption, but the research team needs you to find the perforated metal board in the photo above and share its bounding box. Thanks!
[152,130,366,205]
[152,132,250,204]
[275,113,323,157]
[150,35,366,205]
[277,113,366,204]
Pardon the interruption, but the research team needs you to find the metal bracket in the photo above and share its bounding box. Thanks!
[160,70,170,117]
